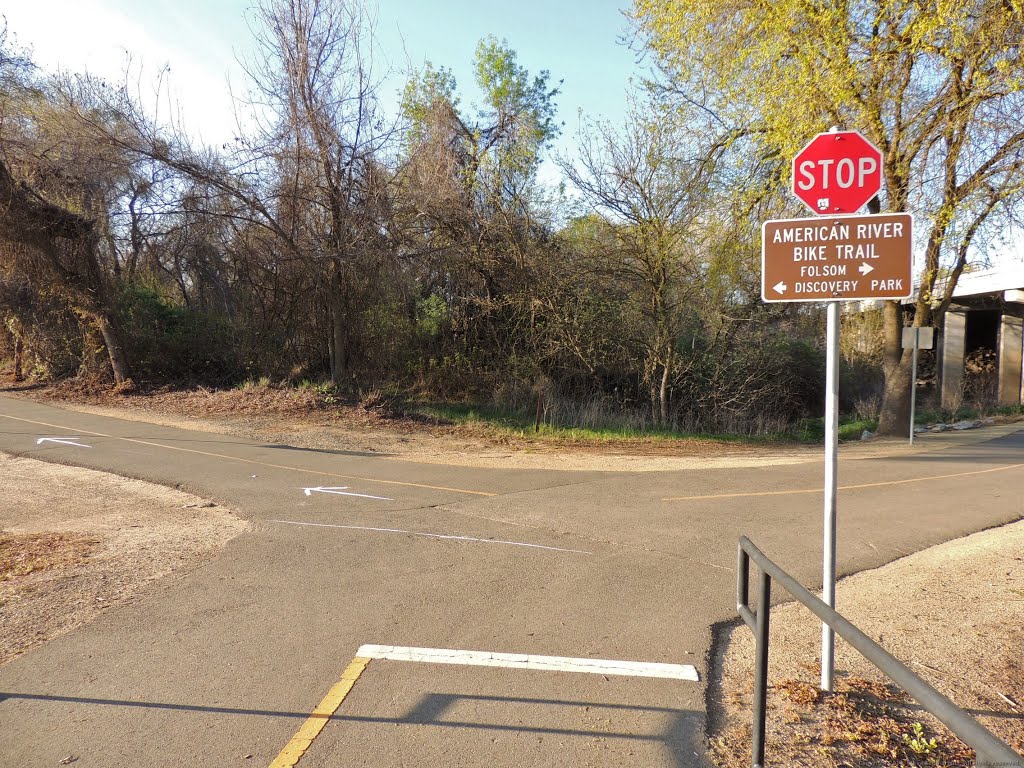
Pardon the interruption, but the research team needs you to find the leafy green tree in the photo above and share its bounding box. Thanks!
[634,0,1024,435]
[400,37,560,263]
[398,37,560,389]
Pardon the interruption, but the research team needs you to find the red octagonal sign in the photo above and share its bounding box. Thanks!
[792,130,883,215]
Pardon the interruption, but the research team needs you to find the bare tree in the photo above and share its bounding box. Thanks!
[560,100,717,424]
[239,0,395,387]
[52,0,398,387]
[0,37,135,384]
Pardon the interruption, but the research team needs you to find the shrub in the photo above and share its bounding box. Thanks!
[115,283,241,385]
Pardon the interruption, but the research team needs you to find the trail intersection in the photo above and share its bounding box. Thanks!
[1,396,1021,767]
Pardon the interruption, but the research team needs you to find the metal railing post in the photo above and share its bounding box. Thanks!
[751,568,771,768]
[735,536,1023,768]
[738,545,750,612]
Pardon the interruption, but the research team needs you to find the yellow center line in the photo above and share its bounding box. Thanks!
[269,656,371,768]
[662,461,1024,501]
[0,412,496,497]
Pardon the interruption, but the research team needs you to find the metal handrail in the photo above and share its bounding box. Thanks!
[736,535,1023,768]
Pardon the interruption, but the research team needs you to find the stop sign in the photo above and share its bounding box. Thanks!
[792,131,883,215]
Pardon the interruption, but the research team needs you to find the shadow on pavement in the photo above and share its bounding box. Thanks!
[1,690,711,767]
[259,443,393,459]
[0,691,312,718]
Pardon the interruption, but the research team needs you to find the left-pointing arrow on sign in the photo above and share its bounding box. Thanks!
[302,486,393,501]
[36,437,91,448]
[773,281,788,294]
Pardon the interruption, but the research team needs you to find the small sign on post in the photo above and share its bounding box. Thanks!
[902,327,935,445]
[902,326,934,350]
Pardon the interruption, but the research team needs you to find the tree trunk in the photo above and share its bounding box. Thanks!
[876,300,910,436]
[92,312,132,386]
[329,261,347,389]
[330,303,346,388]
[328,318,336,381]
[659,360,670,426]
[877,350,913,437]
[13,333,24,382]
[79,320,106,379]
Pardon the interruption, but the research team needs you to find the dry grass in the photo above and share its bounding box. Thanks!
[42,377,458,430]
[8,378,805,462]
[711,671,977,768]
[0,531,98,582]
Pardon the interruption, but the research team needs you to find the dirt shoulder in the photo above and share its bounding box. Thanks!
[709,519,1024,767]
[5,381,1019,472]
[0,452,249,665]
[1,380,821,471]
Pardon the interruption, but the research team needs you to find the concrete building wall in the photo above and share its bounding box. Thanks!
[941,310,967,410]
[1000,312,1024,406]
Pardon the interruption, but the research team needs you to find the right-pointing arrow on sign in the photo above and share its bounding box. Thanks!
[858,262,874,275]
[773,281,787,294]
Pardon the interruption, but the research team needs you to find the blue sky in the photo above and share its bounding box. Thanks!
[5,0,642,174]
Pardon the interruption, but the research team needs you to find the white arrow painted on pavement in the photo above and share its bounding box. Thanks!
[36,436,91,448]
[302,486,393,501]
[858,262,875,275]
[773,281,787,294]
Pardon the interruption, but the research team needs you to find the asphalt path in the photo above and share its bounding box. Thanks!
[1,395,1022,767]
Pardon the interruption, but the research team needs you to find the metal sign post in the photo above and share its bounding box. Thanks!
[910,343,919,446]
[763,127,910,694]
[761,211,913,692]
[902,327,935,446]
[821,301,840,692]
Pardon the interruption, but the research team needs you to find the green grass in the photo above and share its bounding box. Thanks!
[798,402,1024,444]
[414,401,797,444]
[795,416,879,443]
[839,418,879,441]
[234,376,272,391]
[914,403,1024,425]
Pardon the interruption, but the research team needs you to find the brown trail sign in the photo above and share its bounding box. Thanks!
[761,213,913,303]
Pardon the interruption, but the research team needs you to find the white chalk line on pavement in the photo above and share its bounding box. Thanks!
[272,519,592,554]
